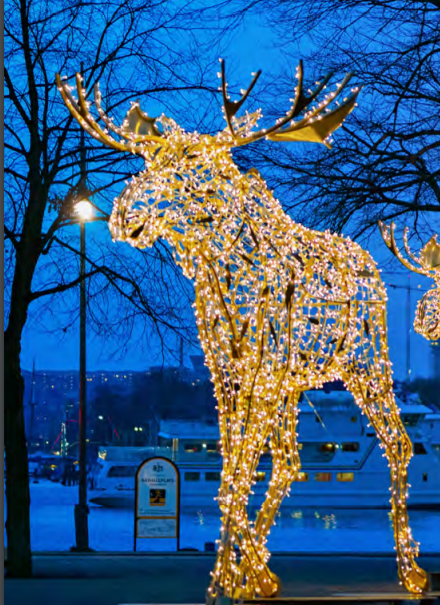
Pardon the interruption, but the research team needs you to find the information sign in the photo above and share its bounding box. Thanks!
[134,456,180,550]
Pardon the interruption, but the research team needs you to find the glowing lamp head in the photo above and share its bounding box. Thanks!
[75,199,94,221]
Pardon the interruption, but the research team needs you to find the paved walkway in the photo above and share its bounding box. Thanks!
[5,553,440,605]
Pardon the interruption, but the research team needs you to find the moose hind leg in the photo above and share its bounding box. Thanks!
[344,372,428,594]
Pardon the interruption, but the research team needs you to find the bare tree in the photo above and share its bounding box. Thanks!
[229,0,440,240]
[4,0,227,576]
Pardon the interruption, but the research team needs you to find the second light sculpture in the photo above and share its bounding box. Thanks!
[379,222,440,342]
[58,61,429,601]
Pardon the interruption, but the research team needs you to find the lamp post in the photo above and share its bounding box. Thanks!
[73,195,93,551]
[73,66,94,550]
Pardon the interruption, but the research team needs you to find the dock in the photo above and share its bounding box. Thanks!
[5,552,440,605]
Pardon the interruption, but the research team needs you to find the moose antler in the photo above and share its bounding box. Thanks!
[219,59,361,148]
[56,72,163,154]
[379,221,440,280]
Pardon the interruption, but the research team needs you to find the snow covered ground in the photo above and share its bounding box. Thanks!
[5,480,440,553]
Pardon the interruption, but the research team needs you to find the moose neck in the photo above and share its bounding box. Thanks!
[164,156,296,280]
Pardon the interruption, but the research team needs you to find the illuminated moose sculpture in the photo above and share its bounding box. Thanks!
[380,222,440,341]
[58,61,428,601]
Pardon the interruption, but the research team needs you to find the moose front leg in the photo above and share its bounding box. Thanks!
[238,391,301,596]
[207,405,280,603]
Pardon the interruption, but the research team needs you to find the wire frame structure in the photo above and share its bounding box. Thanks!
[58,62,429,601]
[379,222,440,342]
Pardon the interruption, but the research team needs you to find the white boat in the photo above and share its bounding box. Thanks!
[422,413,440,461]
[88,390,440,510]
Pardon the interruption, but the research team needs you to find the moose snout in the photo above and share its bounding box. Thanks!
[108,203,163,249]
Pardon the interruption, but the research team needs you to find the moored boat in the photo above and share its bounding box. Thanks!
[89,389,440,510]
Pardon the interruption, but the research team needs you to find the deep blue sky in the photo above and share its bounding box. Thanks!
[18,12,439,380]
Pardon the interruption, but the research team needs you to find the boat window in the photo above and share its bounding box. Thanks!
[184,443,202,453]
[108,465,137,478]
[320,443,336,453]
[350,416,357,423]
[184,471,200,481]
[402,414,420,427]
[184,472,200,481]
[293,472,309,482]
[158,437,172,447]
[423,473,428,482]
[206,442,218,453]
[315,472,331,482]
[342,442,359,452]
[337,472,354,482]
[205,472,221,481]
[256,471,266,482]
[414,443,427,455]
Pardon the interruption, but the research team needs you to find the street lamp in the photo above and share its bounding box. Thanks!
[75,199,94,221]
[72,68,94,550]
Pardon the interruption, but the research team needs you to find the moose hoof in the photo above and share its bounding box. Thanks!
[254,570,281,598]
[405,565,429,593]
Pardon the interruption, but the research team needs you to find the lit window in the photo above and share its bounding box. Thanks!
[315,472,331,482]
[184,472,200,481]
[293,472,308,482]
[206,442,218,453]
[184,443,202,453]
[256,471,266,482]
[205,472,220,481]
[320,443,336,453]
[342,442,359,452]
[337,472,354,482]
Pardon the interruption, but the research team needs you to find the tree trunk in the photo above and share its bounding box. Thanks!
[4,328,32,577]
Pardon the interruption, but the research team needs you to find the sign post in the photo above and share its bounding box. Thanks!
[134,456,180,551]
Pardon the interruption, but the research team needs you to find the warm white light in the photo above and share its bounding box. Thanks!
[75,199,93,220]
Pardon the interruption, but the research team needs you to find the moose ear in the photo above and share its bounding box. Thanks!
[123,102,162,138]
[267,92,359,148]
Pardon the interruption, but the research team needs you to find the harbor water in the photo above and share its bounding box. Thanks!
[14,480,440,553]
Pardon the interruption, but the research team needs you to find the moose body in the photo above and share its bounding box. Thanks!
[58,61,429,601]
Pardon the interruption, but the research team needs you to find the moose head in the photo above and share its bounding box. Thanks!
[379,221,440,341]
[56,61,360,258]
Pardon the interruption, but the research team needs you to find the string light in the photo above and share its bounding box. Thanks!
[380,222,440,341]
[58,64,429,601]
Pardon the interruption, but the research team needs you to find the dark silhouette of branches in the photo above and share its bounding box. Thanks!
[229,1,440,240]
[4,0,232,577]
